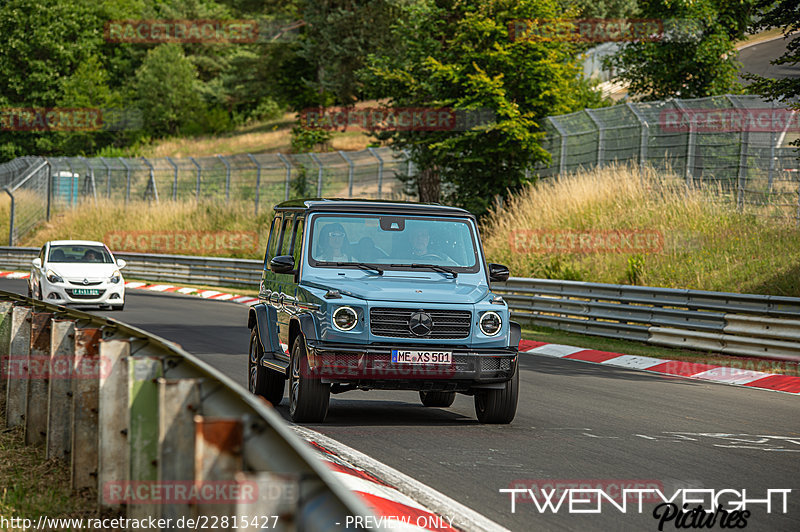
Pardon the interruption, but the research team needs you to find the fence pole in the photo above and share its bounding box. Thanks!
[218,155,231,202]
[190,157,201,201]
[626,102,649,168]
[166,156,178,201]
[309,153,324,196]
[4,188,14,246]
[98,157,112,199]
[141,157,159,202]
[585,109,604,167]
[247,154,261,215]
[45,159,52,220]
[277,153,292,201]
[673,100,695,187]
[368,148,384,198]
[80,156,97,202]
[338,151,354,198]
[548,117,568,176]
[118,157,131,204]
[66,159,77,206]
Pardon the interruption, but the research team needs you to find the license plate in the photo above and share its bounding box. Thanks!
[72,289,100,296]
[391,350,452,364]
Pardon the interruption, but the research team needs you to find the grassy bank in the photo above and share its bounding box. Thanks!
[481,164,800,296]
[0,405,99,529]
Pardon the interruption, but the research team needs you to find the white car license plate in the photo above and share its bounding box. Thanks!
[391,350,452,364]
[72,289,100,296]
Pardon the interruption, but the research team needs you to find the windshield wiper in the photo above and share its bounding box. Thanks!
[331,262,384,275]
[390,263,458,278]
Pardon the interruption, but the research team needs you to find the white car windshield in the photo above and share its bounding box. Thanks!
[309,214,480,272]
[48,245,112,264]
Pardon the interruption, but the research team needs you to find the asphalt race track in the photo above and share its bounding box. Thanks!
[738,36,800,82]
[1,278,798,531]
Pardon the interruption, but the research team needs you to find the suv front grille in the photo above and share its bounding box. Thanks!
[370,308,471,339]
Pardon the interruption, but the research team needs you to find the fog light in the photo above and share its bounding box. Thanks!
[48,293,60,300]
[332,306,357,331]
[109,293,120,300]
[479,311,502,336]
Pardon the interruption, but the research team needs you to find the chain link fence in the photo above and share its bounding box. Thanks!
[1,94,799,246]
[538,94,800,217]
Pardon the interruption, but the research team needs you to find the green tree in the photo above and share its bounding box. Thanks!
[134,44,204,136]
[607,0,757,100]
[361,0,602,215]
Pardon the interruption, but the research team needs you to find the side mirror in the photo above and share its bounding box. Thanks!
[269,255,295,275]
[32,258,41,268]
[116,258,127,269]
[488,263,509,283]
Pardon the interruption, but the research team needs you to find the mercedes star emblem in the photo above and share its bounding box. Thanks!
[408,311,433,336]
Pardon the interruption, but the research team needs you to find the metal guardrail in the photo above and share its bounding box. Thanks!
[3,246,800,361]
[0,247,263,290]
[493,278,800,361]
[0,290,372,530]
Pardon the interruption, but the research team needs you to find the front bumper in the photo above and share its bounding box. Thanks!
[305,340,518,392]
[42,280,125,306]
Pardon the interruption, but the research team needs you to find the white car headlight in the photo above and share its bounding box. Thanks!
[110,270,121,284]
[332,306,358,331]
[479,311,502,336]
[46,269,64,284]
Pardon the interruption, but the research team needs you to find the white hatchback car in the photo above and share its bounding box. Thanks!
[29,240,127,310]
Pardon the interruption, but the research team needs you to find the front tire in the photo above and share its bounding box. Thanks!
[419,391,456,407]
[249,329,284,405]
[474,362,519,424]
[289,335,330,422]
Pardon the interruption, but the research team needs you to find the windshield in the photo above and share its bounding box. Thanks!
[48,244,113,264]
[308,214,480,273]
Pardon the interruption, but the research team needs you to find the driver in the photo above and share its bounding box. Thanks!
[83,249,102,263]
[410,226,434,259]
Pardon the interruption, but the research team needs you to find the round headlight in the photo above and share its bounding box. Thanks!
[479,311,502,336]
[333,306,358,331]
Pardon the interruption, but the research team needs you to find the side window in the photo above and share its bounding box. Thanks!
[290,218,304,265]
[277,216,293,256]
[265,215,282,266]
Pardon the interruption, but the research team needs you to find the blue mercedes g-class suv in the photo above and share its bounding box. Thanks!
[247,199,520,423]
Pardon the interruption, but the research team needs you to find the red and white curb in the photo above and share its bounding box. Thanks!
[293,426,508,532]
[0,271,261,306]
[519,339,800,395]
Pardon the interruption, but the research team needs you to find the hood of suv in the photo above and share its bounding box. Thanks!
[310,274,489,304]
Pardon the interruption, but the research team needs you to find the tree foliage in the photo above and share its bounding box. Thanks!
[607,0,758,101]
[361,0,603,215]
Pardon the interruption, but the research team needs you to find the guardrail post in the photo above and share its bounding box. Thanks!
[247,154,262,216]
[235,472,299,531]
[368,147,384,198]
[159,378,202,526]
[5,305,31,428]
[218,155,231,202]
[129,356,163,520]
[194,416,243,519]
[47,319,75,459]
[98,339,130,511]
[25,312,52,445]
[339,151,355,198]
[0,301,13,400]
[71,328,101,490]
[277,153,291,201]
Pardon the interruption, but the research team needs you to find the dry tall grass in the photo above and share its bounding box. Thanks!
[25,200,272,258]
[482,163,800,295]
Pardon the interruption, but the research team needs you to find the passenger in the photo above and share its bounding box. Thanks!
[317,223,352,262]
